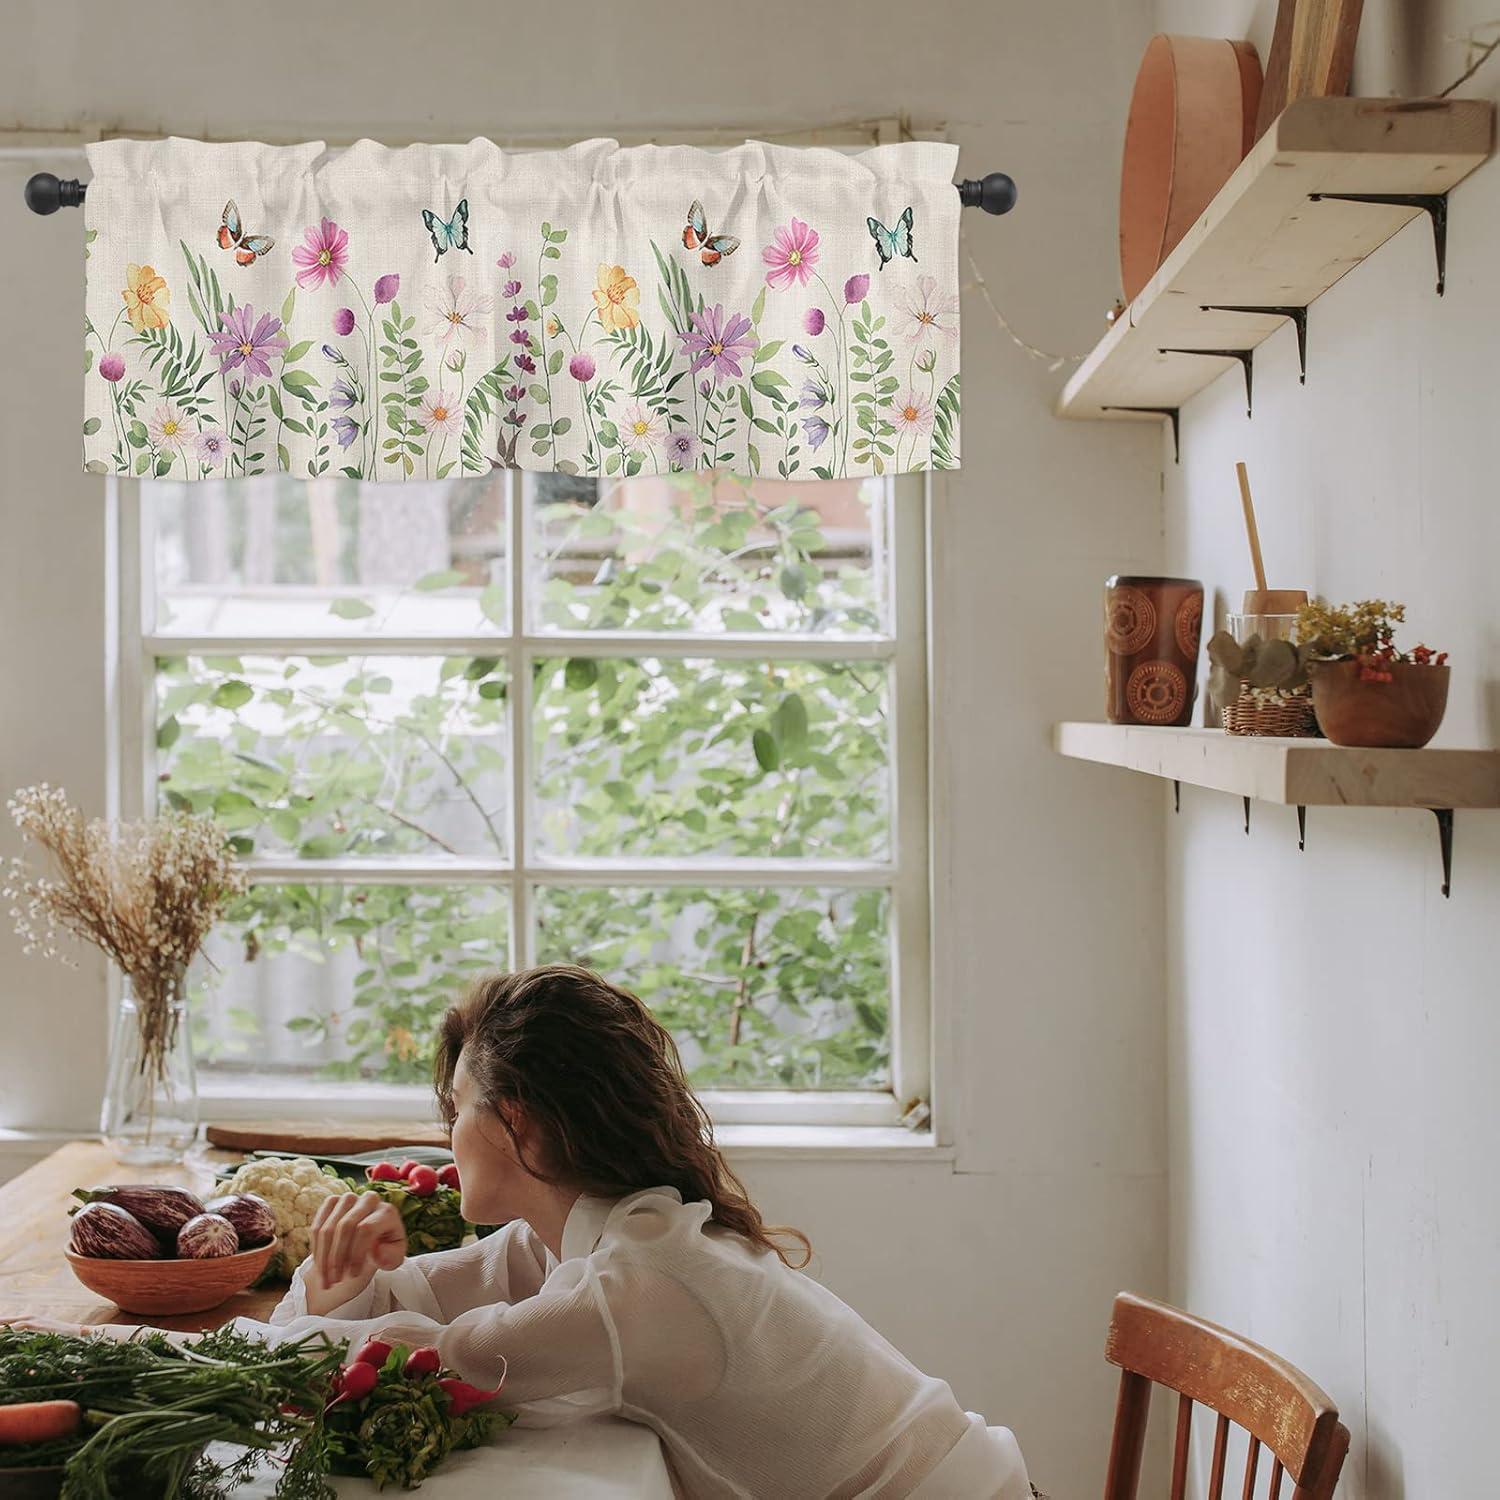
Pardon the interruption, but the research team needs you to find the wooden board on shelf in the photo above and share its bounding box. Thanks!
[204,1120,449,1155]
[1255,0,1365,143]
[1053,722,1500,808]
[1057,95,1494,422]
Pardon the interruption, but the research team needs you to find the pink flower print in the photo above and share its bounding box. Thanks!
[762,218,820,290]
[291,218,350,290]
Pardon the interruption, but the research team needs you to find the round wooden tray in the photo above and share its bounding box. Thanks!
[1120,34,1263,303]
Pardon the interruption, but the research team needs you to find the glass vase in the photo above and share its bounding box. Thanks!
[100,969,199,1165]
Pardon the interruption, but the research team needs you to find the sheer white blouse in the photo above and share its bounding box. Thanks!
[250,1186,1032,1499]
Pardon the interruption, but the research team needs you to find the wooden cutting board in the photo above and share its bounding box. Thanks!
[1255,0,1365,142]
[205,1119,450,1154]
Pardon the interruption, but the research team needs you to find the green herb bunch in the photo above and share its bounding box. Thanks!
[0,1326,344,1499]
[327,1169,467,1258]
[323,1343,514,1490]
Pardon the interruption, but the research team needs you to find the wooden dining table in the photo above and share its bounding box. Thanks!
[0,1140,675,1497]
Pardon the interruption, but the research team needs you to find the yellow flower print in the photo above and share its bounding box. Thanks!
[122,262,171,333]
[592,263,640,332]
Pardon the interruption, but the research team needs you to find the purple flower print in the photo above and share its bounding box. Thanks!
[802,415,831,450]
[330,377,358,410]
[292,218,350,291]
[332,415,359,449]
[844,273,870,305]
[506,305,530,324]
[373,273,400,305]
[195,428,229,466]
[792,344,817,365]
[99,353,126,382]
[502,279,522,299]
[661,428,702,470]
[681,304,758,383]
[504,385,525,403]
[509,329,531,347]
[803,307,825,336]
[333,307,356,337]
[799,378,828,410]
[497,251,517,271]
[569,353,596,382]
[209,305,289,381]
[516,353,537,374]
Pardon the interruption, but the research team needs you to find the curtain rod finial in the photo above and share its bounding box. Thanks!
[25,173,87,214]
[956,172,1017,215]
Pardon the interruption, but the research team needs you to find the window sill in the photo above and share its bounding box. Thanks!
[191,1075,950,1164]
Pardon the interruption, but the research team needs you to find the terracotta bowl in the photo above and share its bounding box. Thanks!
[1311,660,1450,748]
[65,1240,275,1315]
[1120,34,1263,302]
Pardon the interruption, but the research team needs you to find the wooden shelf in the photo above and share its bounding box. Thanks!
[1054,723,1500,809]
[1056,96,1495,424]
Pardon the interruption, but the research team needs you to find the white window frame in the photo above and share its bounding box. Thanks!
[108,471,931,1131]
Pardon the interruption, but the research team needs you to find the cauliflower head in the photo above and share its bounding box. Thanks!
[223,1156,343,1279]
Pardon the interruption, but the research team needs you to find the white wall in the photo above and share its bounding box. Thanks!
[1151,1,1500,1495]
[0,4,1169,1493]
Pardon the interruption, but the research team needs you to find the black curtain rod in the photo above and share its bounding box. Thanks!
[25,170,1017,216]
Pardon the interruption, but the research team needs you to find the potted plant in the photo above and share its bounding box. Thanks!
[1209,599,1449,748]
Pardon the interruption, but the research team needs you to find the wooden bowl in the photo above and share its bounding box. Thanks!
[1120,34,1263,302]
[65,1240,276,1315]
[1311,660,1450,748]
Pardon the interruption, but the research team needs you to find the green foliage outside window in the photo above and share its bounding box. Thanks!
[159,476,897,1089]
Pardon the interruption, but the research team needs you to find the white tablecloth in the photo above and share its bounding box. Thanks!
[226,1417,675,1497]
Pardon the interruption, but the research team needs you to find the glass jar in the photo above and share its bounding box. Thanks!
[100,968,198,1165]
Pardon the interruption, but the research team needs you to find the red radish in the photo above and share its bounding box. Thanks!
[351,1337,394,1368]
[406,1165,439,1197]
[437,1376,503,1417]
[367,1162,402,1183]
[396,1160,421,1180]
[0,1400,81,1446]
[437,1164,461,1191]
[337,1361,380,1401]
[403,1346,442,1378]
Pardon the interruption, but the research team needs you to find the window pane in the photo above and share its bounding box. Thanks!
[193,882,508,1082]
[528,471,889,635]
[150,473,508,636]
[533,885,890,1089]
[532,656,890,860]
[156,654,510,859]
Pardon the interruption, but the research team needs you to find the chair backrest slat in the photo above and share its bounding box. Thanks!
[1102,1293,1349,1500]
[1102,1368,1153,1500]
[1170,1394,1193,1500]
[1209,1414,1230,1500]
[1269,1454,1286,1499]
[1242,1435,1261,1499]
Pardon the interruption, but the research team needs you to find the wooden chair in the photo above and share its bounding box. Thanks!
[1102,1291,1350,1500]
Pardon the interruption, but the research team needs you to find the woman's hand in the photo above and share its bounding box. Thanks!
[304,1191,407,1316]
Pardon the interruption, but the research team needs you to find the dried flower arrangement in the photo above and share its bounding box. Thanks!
[3,785,246,1104]
[1209,598,1449,709]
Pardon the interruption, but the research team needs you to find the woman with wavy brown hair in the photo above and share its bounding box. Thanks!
[265,965,1034,1498]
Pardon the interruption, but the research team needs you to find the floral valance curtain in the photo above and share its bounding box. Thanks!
[82,137,961,484]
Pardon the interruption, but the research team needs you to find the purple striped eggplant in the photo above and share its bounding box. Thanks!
[176,1213,239,1259]
[203,1192,276,1248]
[71,1184,205,1246]
[68,1201,160,1260]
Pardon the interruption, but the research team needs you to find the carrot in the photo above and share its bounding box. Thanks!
[0,1399,82,1446]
